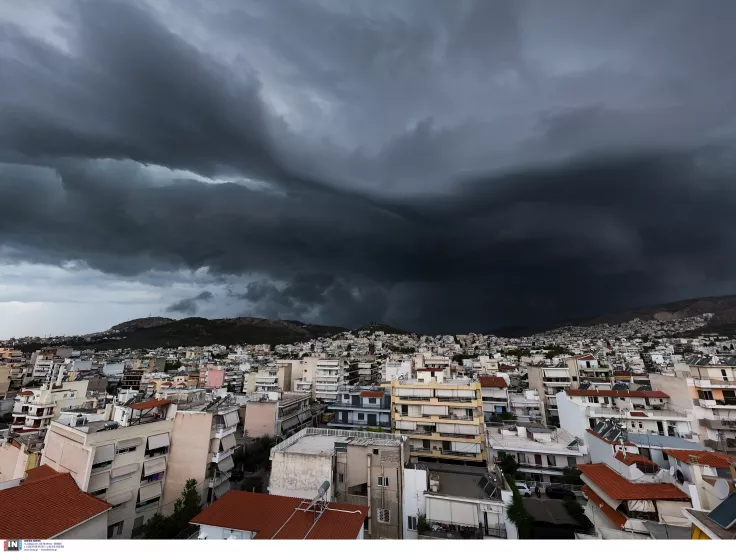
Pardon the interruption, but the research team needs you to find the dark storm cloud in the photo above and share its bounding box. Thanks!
[2,0,736,334]
[166,290,214,315]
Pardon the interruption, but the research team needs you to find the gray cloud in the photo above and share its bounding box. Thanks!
[166,290,214,315]
[2,0,736,334]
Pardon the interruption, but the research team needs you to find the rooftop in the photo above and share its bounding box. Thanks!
[627,433,707,450]
[479,376,508,389]
[190,491,368,539]
[0,466,110,539]
[487,426,584,454]
[578,463,689,501]
[684,508,736,539]
[427,464,503,501]
[271,427,404,456]
[583,485,627,528]
[614,451,658,468]
[664,449,736,468]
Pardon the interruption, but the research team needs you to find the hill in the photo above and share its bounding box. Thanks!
[29,317,347,351]
[575,295,736,331]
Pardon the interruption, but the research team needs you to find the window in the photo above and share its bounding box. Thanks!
[373,448,379,455]
[117,446,137,454]
[638,422,643,429]
[587,396,599,403]
[547,455,557,467]
[368,398,377,404]
[92,461,113,470]
[377,508,390,523]
[377,476,389,487]
[107,521,124,538]
[408,516,418,531]
[111,501,127,510]
[631,422,636,428]
[90,488,107,496]
[344,394,349,400]
[698,390,714,400]
[358,413,364,420]
[662,451,669,461]
[338,473,344,483]
[567,457,577,468]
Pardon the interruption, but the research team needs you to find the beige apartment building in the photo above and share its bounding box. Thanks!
[41,398,177,539]
[391,369,486,464]
[243,391,312,439]
[11,381,100,435]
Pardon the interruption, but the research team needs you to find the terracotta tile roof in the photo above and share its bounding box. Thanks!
[479,376,508,388]
[17,390,34,396]
[614,372,632,377]
[629,411,647,417]
[566,389,669,399]
[0,469,110,539]
[23,464,59,483]
[583,485,628,528]
[614,451,658,468]
[359,391,385,398]
[129,398,171,410]
[578,463,688,500]
[190,491,368,539]
[664,449,736,468]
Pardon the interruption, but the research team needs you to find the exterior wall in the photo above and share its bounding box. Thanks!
[268,452,334,500]
[556,391,587,440]
[402,467,428,540]
[161,411,212,516]
[196,524,255,540]
[0,442,27,482]
[205,370,226,389]
[244,401,277,438]
[57,511,109,539]
[649,374,694,413]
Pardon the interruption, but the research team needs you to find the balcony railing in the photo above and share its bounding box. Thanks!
[330,402,390,411]
[144,447,169,458]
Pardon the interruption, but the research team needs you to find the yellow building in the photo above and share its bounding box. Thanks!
[390,369,486,464]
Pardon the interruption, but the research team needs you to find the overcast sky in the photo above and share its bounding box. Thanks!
[1,0,736,338]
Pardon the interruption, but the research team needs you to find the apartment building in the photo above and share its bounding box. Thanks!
[352,360,378,385]
[314,359,350,403]
[253,362,295,393]
[243,391,312,439]
[41,398,177,539]
[391,369,486,464]
[527,364,573,425]
[382,359,412,382]
[10,381,96,436]
[268,427,408,539]
[508,390,543,422]
[486,424,588,486]
[120,367,144,390]
[686,356,736,454]
[566,354,612,384]
[479,376,510,418]
[327,386,391,430]
[0,433,43,483]
[557,388,695,442]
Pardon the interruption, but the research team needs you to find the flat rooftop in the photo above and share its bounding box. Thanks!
[428,467,502,501]
[272,427,404,456]
[487,427,584,454]
[627,433,706,450]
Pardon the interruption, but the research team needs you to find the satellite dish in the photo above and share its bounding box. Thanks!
[714,479,730,500]
[669,465,676,476]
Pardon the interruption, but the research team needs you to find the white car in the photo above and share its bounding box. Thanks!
[515,482,533,497]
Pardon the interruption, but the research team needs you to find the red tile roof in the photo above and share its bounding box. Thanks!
[0,469,110,539]
[17,390,34,396]
[130,398,171,410]
[614,451,658,468]
[479,376,508,388]
[190,491,368,539]
[566,389,669,398]
[664,449,736,468]
[583,485,628,528]
[578,463,688,500]
[629,411,647,417]
[359,391,385,398]
[23,464,59,483]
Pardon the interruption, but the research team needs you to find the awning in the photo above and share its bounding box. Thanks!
[143,457,167,477]
[147,433,170,450]
[223,411,239,427]
[282,415,300,431]
[220,433,236,451]
[111,463,139,478]
[93,444,115,465]
[107,491,133,506]
[395,420,416,430]
[88,471,110,492]
[214,480,230,499]
[138,481,162,502]
[297,412,312,424]
[216,455,235,473]
[117,438,142,449]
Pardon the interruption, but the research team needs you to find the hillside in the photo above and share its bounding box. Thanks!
[47,317,348,351]
[576,295,736,331]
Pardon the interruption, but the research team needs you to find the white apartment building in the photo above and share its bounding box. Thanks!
[557,388,695,442]
[382,359,412,382]
[686,356,736,454]
[486,425,588,486]
[480,376,510,418]
[314,359,348,403]
[10,381,95,436]
[508,390,543,422]
[41,398,177,539]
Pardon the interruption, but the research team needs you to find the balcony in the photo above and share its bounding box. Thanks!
[144,446,169,459]
[419,524,506,540]
[691,378,736,389]
[699,399,717,408]
[211,448,234,464]
[330,402,390,411]
[704,438,736,452]
[135,497,160,512]
[211,424,237,439]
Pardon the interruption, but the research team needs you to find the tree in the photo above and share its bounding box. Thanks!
[498,453,519,477]
[561,467,583,486]
[505,475,532,539]
[142,479,202,539]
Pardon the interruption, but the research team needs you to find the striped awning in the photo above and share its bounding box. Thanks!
[92,444,115,465]
[107,491,133,506]
[223,411,239,427]
[138,481,162,502]
[147,433,170,450]
[143,456,166,477]
[216,454,235,473]
[88,471,110,492]
[111,463,139,478]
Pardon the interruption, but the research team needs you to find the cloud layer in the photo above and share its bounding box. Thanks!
[1,0,736,336]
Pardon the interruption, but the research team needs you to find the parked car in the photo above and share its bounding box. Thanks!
[515,482,533,497]
[545,485,575,500]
